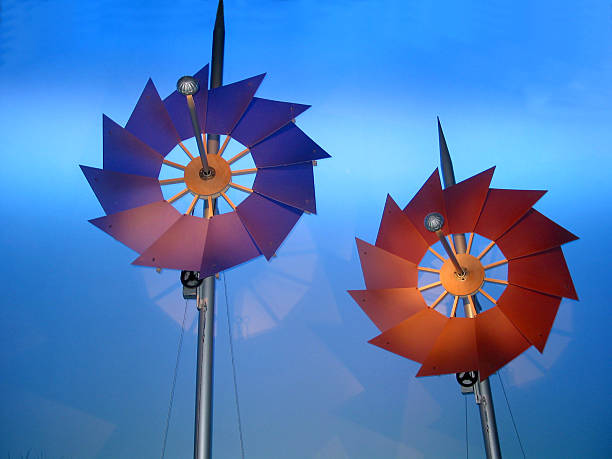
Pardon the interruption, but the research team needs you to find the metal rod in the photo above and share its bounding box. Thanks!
[435,229,464,275]
[194,3,224,459]
[438,117,502,459]
[186,95,210,172]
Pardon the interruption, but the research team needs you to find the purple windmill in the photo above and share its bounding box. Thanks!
[81,63,330,278]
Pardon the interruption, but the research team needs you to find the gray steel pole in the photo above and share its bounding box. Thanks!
[194,2,225,459]
[437,117,502,459]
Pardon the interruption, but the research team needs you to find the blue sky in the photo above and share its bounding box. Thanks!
[0,0,610,457]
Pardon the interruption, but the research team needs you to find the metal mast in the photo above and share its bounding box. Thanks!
[194,2,225,458]
[437,117,502,459]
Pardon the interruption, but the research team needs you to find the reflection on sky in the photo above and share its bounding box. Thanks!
[1,0,610,458]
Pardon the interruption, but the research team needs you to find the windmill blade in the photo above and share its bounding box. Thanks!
[235,192,302,260]
[199,211,262,278]
[496,209,579,259]
[164,64,210,141]
[80,166,163,215]
[125,79,180,157]
[369,309,448,363]
[355,238,418,290]
[205,74,265,134]
[252,162,316,213]
[475,307,531,379]
[375,194,429,264]
[132,215,209,271]
[348,287,428,332]
[231,97,310,147]
[89,201,182,253]
[443,167,495,234]
[403,169,447,245]
[103,115,164,178]
[417,318,479,376]
[474,188,546,241]
[249,122,330,168]
[496,284,562,352]
[508,247,578,300]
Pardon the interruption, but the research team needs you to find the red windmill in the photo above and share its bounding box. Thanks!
[349,118,578,458]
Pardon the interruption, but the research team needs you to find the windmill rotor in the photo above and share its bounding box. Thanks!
[349,166,578,380]
[81,64,330,278]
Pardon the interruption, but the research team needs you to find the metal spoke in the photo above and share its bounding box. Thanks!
[178,141,195,160]
[484,259,508,270]
[229,182,253,193]
[185,194,199,215]
[231,168,257,176]
[450,296,459,317]
[466,232,474,254]
[430,290,448,309]
[479,288,497,305]
[217,135,231,157]
[477,240,495,260]
[220,191,236,210]
[163,159,186,171]
[418,280,442,292]
[227,148,250,165]
[159,177,185,185]
[418,266,440,273]
[167,187,190,204]
[484,277,508,285]
[428,247,446,262]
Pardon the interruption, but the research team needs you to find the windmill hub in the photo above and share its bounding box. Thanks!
[184,154,231,198]
[439,253,485,296]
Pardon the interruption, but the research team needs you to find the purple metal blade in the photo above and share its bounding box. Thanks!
[252,163,316,213]
[125,79,180,156]
[249,122,330,168]
[205,74,265,135]
[80,165,163,215]
[236,192,302,260]
[231,97,310,147]
[164,65,209,141]
[103,115,164,178]
[132,215,209,271]
[199,211,262,277]
[89,201,181,254]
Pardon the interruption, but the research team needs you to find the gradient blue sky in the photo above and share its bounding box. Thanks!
[1,0,610,457]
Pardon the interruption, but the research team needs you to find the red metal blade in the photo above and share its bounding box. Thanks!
[355,238,418,290]
[474,188,546,241]
[417,317,478,376]
[508,248,578,300]
[347,288,428,332]
[403,169,447,245]
[496,209,578,259]
[496,284,562,352]
[369,309,448,363]
[89,201,181,254]
[443,167,495,234]
[132,215,209,271]
[125,79,180,157]
[475,307,531,379]
[375,194,429,264]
